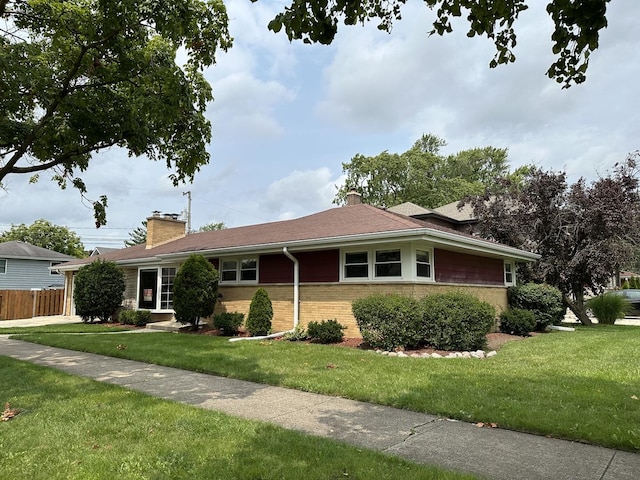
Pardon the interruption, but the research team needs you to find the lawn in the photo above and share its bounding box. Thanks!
[0,356,472,480]
[0,323,132,334]
[11,325,640,452]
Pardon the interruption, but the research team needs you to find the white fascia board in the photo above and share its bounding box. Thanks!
[155,228,540,262]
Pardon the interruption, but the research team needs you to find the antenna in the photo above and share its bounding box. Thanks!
[183,191,192,234]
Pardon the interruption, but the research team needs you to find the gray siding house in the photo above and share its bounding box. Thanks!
[0,241,75,290]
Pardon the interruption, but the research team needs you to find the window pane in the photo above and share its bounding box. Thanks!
[241,259,257,269]
[160,268,176,309]
[0,259,6,274]
[376,263,402,277]
[376,250,401,263]
[240,269,257,281]
[345,252,367,264]
[416,250,430,264]
[345,264,368,278]
[417,263,431,278]
[222,260,237,270]
[221,270,237,282]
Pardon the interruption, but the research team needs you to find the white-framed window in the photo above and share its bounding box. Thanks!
[504,261,515,285]
[344,251,368,278]
[0,259,6,274]
[375,249,402,277]
[416,249,431,278]
[138,266,178,310]
[219,258,258,284]
[50,261,62,275]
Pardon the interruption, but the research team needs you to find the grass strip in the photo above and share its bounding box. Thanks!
[0,356,472,480]
[0,323,132,334]
[13,325,640,452]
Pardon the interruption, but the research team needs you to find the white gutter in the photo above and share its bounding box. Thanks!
[229,246,300,342]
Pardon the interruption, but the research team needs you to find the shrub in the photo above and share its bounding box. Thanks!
[352,294,421,351]
[419,292,495,351]
[499,308,536,336]
[507,283,564,331]
[306,319,346,344]
[213,312,244,336]
[74,260,125,323]
[282,324,308,341]
[587,293,630,325]
[133,310,151,326]
[246,288,273,336]
[118,309,151,326]
[173,254,219,330]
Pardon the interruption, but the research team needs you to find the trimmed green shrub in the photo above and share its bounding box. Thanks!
[507,283,564,331]
[282,325,308,341]
[213,312,244,336]
[307,319,346,344]
[499,308,536,336]
[621,279,631,289]
[118,309,151,326]
[419,292,495,351]
[173,254,219,330]
[587,293,630,325]
[246,288,273,336]
[74,260,125,323]
[352,294,421,351]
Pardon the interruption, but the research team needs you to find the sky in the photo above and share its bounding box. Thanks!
[1,1,639,250]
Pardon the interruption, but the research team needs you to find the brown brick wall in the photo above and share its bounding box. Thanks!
[214,282,508,337]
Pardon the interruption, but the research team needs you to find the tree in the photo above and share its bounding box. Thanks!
[125,221,147,247]
[173,254,219,330]
[335,133,510,208]
[198,222,226,232]
[0,219,85,257]
[1,0,232,226]
[265,0,609,87]
[245,288,273,336]
[73,260,125,323]
[466,153,640,325]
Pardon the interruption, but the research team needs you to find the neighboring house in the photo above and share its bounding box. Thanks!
[0,241,74,290]
[56,195,539,337]
[89,246,119,257]
[387,201,477,232]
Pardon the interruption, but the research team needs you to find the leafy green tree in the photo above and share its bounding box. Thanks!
[1,0,232,225]
[467,153,640,325]
[0,219,85,257]
[265,0,609,87]
[198,222,226,232]
[245,288,273,336]
[73,260,125,323]
[335,134,509,208]
[125,221,147,247]
[173,254,219,330]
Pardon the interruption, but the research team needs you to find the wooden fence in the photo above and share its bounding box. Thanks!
[0,289,65,321]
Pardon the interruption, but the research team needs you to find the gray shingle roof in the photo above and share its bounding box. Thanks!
[0,241,75,261]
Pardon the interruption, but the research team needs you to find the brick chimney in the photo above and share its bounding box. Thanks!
[346,189,362,206]
[146,211,186,249]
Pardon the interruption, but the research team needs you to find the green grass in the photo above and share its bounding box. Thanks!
[12,326,640,451]
[0,323,132,334]
[0,357,472,480]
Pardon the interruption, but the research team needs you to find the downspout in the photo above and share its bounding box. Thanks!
[229,247,300,342]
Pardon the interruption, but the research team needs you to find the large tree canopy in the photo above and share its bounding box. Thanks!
[335,133,511,208]
[466,153,640,325]
[264,0,609,87]
[0,218,85,257]
[0,0,232,225]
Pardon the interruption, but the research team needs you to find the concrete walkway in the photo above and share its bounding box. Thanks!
[1,320,639,479]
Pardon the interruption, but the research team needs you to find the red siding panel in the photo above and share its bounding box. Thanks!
[434,248,504,285]
[259,250,339,284]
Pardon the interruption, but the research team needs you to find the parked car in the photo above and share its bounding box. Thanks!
[610,289,640,316]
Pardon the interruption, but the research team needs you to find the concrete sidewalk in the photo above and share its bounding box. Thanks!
[1,336,638,479]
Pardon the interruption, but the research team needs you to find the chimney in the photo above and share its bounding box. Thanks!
[146,211,186,249]
[346,189,362,206]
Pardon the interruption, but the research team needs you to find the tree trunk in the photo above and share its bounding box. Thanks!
[563,293,593,326]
